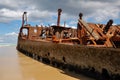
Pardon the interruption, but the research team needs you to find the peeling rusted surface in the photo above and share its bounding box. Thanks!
[19,9,120,48]
[77,14,120,48]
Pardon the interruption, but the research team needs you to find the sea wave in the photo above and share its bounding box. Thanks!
[0,43,16,47]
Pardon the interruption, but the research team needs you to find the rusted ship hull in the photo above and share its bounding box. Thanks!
[17,38,120,79]
[17,9,120,79]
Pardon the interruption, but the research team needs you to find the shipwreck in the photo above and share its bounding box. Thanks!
[17,9,120,80]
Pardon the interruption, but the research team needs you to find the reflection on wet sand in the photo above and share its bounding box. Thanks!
[0,46,94,80]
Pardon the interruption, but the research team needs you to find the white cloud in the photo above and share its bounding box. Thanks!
[0,0,120,24]
[61,23,76,29]
[0,32,18,44]
[0,38,4,42]
[85,4,119,23]
[0,8,23,22]
[0,8,22,18]
[5,32,18,36]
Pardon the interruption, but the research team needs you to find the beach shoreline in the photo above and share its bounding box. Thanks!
[0,45,94,80]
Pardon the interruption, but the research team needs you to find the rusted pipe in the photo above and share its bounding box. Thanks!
[103,19,113,34]
[57,9,62,26]
[22,12,27,27]
[79,13,83,20]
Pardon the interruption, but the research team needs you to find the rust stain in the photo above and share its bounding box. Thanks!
[19,9,120,48]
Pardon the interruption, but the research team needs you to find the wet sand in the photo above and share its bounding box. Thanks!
[0,46,94,80]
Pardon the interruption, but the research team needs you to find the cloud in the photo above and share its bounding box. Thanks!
[0,8,22,22]
[0,38,4,42]
[0,0,120,24]
[5,32,18,36]
[0,32,18,44]
[86,7,119,23]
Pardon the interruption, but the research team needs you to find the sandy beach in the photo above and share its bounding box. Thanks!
[0,46,94,80]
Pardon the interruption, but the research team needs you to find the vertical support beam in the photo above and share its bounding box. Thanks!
[22,12,27,27]
[77,13,83,39]
[57,9,62,26]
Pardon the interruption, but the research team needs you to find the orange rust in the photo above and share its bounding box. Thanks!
[19,9,120,48]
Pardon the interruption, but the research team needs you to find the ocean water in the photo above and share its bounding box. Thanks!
[0,43,16,47]
[0,45,95,80]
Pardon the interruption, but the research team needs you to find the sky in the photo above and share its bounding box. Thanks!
[0,0,120,44]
